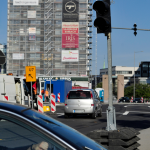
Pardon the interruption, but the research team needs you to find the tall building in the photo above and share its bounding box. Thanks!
[7,0,92,78]
[0,44,7,74]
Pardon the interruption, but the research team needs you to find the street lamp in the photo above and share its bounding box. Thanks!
[134,51,143,100]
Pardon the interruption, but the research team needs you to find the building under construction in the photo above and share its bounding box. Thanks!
[7,0,93,78]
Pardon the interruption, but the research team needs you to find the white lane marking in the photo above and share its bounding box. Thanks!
[57,113,64,116]
[128,111,150,114]
[102,112,122,114]
[124,106,127,107]
[148,106,150,108]
[123,111,129,115]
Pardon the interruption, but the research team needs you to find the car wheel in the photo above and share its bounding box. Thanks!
[64,113,69,118]
[92,110,97,119]
[98,108,102,117]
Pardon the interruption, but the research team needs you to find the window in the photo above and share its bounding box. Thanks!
[68,91,91,99]
[0,113,66,150]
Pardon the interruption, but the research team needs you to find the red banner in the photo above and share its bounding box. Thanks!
[62,34,79,48]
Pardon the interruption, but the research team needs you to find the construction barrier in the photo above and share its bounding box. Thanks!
[51,94,56,112]
[130,96,133,103]
[57,93,60,102]
[4,96,8,101]
[141,97,143,103]
[38,95,43,113]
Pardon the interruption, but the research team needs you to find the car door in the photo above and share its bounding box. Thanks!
[0,111,74,150]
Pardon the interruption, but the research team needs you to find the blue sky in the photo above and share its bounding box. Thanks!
[0,0,150,75]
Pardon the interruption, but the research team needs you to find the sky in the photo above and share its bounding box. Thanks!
[0,0,150,75]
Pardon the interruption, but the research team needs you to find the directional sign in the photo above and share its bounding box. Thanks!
[25,66,36,82]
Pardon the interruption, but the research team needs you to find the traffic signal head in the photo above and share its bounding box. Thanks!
[93,0,111,34]
[133,23,137,36]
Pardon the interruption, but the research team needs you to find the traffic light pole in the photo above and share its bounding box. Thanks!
[106,33,116,131]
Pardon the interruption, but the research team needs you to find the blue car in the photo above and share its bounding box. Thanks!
[0,101,107,150]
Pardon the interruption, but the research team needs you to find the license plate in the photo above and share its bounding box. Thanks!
[73,110,84,113]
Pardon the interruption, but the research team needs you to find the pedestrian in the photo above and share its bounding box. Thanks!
[45,88,49,102]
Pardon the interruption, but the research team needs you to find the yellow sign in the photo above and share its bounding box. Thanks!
[25,66,36,82]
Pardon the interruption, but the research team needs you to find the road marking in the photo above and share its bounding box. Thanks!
[128,111,150,114]
[123,111,129,115]
[102,112,122,114]
[57,113,64,116]
[124,106,127,107]
[148,106,150,108]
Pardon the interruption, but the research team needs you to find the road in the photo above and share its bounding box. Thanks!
[46,103,150,135]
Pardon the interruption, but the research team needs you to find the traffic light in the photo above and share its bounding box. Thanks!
[133,23,137,36]
[93,0,111,34]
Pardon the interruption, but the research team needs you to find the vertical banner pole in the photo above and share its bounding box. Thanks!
[31,81,33,108]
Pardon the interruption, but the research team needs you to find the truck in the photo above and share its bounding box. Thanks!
[0,75,29,105]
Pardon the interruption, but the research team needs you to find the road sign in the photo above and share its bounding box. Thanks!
[25,66,36,82]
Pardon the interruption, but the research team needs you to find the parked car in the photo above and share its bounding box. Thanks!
[0,101,106,150]
[133,98,143,103]
[118,97,130,103]
[64,89,102,119]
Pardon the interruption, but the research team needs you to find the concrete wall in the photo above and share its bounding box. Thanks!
[117,75,124,100]
[102,75,108,100]
[102,74,124,100]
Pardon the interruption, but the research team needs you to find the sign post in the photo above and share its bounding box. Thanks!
[25,66,36,108]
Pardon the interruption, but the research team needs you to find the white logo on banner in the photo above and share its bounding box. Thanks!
[65,1,76,13]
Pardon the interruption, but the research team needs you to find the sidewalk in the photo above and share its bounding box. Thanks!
[137,128,150,150]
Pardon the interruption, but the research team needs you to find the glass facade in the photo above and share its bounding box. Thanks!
[7,0,92,76]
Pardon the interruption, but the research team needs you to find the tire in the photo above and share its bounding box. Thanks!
[92,110,97,119]
[64,113,69,118]
[98,108,102,117]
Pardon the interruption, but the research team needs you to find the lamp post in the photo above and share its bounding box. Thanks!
[134,51,143,100]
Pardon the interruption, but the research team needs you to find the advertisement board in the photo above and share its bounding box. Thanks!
[62,34,79,48]
[62,0,79,22]
[13,53,24,60]
[62,22,79,34]
[61,50,79,62]
[29,27,36,41]
[28,11,36,18]
[13,0,39,5]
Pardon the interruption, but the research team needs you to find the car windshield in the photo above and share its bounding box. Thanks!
[68,91,91,99]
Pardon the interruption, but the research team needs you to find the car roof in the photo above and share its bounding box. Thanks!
[69,89,93,91]
[0,101,106,150]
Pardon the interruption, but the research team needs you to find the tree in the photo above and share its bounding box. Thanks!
[95,82,102,89]
[124,84,150,98]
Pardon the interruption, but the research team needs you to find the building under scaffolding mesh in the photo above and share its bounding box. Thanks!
[7,0,93,77]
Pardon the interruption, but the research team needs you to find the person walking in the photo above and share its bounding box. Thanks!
[45,88,49,102]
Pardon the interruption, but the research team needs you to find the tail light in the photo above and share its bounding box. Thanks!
[65,104,67,106]
[90,91,93,99]
[91,104,94,106]
[66,92,70,99]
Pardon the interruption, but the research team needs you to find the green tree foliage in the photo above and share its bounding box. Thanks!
[95,82,102,89]
[124,84,150,98]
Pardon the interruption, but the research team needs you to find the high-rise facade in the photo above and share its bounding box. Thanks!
[7,0,92,77]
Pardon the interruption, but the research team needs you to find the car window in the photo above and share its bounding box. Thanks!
[68,91,91,99]
[0,114,67,150]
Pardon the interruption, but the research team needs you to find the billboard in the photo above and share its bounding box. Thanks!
[13,0,39,5]
[13,53,24,60]
[61,50,79,62]
[62,34,79,48]
[62,0,79,22]
[29,27,36,41]
[28,11,36,18]
[62,22,79,34]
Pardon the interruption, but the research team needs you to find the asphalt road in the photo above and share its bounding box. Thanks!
[46,103,150,135]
